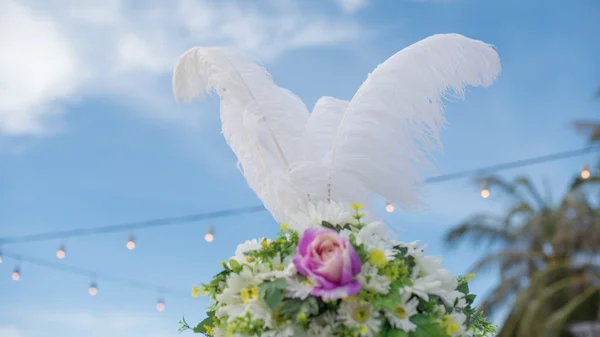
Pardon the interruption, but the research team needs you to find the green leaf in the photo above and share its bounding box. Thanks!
[228,259,242,273]
[465,294,476,304]
[279,298,303,317]
[409,314,448,337]
[192,311,215,334]
[396,246,409,257]
[372,294,403,311]
[321,221,335,229]
[388,329,409,337]
[259,278,288,310]
[457,281,469,295]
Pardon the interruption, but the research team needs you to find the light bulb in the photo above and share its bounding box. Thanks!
[56,245,66,259]
[385,202,395,213]
[12,266,20,281]
[205,226,214,243]
[480,180,490,199]
[127,235,136,250]
[0,251,3,264]
[581,164,590,179]
[88,282,98,296]
[156,299,165,312]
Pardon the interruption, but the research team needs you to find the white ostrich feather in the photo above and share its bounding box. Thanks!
[292,33,501,210]
[172,47,309,221]
[173,34,501,221]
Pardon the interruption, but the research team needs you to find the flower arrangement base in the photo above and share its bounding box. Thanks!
[181,205,496,337]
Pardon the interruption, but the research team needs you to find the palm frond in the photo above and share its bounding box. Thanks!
[445,216,515,248]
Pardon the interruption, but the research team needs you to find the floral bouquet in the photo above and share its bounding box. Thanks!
[180,204,495,337]
[172,33,501,337]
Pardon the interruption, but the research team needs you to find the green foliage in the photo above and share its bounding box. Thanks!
[409,314,448,337]
[258,278,287,311]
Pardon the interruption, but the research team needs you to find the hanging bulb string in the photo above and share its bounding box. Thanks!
[0,205,265,245]
[1,250,190,298]
[0,146,598,246]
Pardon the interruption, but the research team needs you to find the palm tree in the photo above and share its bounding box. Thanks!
[445,175,600,336]
[573,86,600,144]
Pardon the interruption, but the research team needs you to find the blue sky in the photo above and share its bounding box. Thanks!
[1,0,599,336]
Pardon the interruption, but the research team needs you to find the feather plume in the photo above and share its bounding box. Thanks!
[293,34,501,209]
[172,47,309,221]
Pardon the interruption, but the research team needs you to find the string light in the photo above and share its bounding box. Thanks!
[12,266,20,281]
[88,281,98,296]
[56,244,66,259]
[126,235,136,250]
[581,164,591,179]
[1,250,190,300]
[480,181,490,199]
[156,298,166,312]
[2,147,599,247]
[385,202,395,213]
[205,226,214,243]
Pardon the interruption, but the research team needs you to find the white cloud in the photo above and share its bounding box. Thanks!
[332,0,370,13]
[0,0,362,137]
[1,309,175,337]
[0,326,24,337]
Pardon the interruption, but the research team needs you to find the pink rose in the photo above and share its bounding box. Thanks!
[293,227,361,300]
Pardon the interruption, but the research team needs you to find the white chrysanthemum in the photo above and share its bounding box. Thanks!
[338,299,381,337]
[356,221,394,250]
[231,238,267,263]
[307,312,338,337]
[260,322,296,337]
[218,301,274,328]
[215,266,274,327]
[442,312,469,337]
[285,276,314,299]
[356,222,397,266]
[257,254,295,281]
[403,273,444,302]
[384,294,419,332]
[216,267,257,305]
[405,252,465,306]
[213,326,226,337]
[288,201,353,231]
[396,240,425,257]
[357,263,391,294]
[455,297,468,309]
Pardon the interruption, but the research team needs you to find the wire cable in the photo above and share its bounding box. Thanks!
[2,250,190,298]
[1,146,598,245]
[0,205,265,245]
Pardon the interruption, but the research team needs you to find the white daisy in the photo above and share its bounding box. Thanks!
[285,275,314,300]
[403,273,444,302]
[454,296,468,309]
[215,266,274,328]
[442,312,469,337]
[338,299,382,337]
[396,240,425,257]
[357,222,397,265]
[260,322,296,337]
[357,263,391,295]
[218,301,274,329]
[307,312,338,337]
[257,254,295,281]
[212,326,226,337]
[384,294,419,332]
[216,266,257,305]
[288,201,353,231]
[231,238,266,264]
[356,222,391,247]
